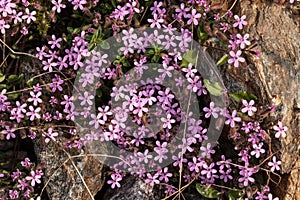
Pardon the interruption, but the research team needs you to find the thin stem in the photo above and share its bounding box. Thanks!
[0,51,9,68]
[139,6,148,23]
[5,77,72,95]
[221,0,238,19]
[61,148,95,200]
[0,38,36,58]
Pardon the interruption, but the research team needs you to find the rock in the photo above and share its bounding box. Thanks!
[100,176,161,200]
[33,137,105,200]
[225,1,300,199]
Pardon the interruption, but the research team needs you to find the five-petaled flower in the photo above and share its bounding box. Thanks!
[225,110,241,128]
[161,114,176,129]
[43,127,58,143]
[228,50,245,68]
[25,170,42,187]
[233,15,248,30]
[241,99,257,116]
[107,173,122,189]
[273,121,288,138]
[268,156,281,172]
[26,106,41,121]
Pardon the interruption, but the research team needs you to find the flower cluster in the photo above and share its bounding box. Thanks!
[0,0,292,199]
[0,157,43,200]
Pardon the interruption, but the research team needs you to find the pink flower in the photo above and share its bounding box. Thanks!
[233,15,248,30]
[158,167,172,183]
[250,142,265,158]
[22,8,36,24]
[236,33,251,49]
[148,13,164,29]
[28,91,43,106]
[268,156,281,172]
[201,162,218,179]
[43,127,58,143]
[1,126,16,140]
[175,3,190,19]
[25,170,42,186]
[21,157,32,168]
[9,190,19,199]
[203,102,220,119]
[161,114,176,129]
[70,0,87,10]
[238,167,256,186]
[186,9,201,25]
[107,173,122,189]
[225,110,241,128]
[150,1,163,14]
[26,106,41,121]
[111,5,129,21]
[51,0,66,13]
[78,91,94,106]
[273,121,288,138]
[0,19,10,34]
[241,99,257,116]
[17,178,28,191]
[228,50,245,67]
[181,63,197,78]
[145,173,160,187]
[48,34,63,49]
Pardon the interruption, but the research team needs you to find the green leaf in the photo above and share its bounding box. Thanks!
[182,50,197,66]
[0,74,5,83]
[7,75,18,83]
[71,13,81,19]
[216,54,229,67]
[15,74,24,84]
[203,79,225,96]
[152,54,160,62]
[73,28,81,34]
[7,92,20,100]
[0,84,7,90]
[228,190,243,200]
[145,49,155,56]
[197,22,209,43]
[229,91,257,102]
[196,183,221,199]
[100,40,110,49]
[26,78,35,87]
[67,27,73,33]
[96,88,102,98]
[110,0,116,7]
[9,54,20,59]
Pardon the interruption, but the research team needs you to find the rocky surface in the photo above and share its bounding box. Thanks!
[227,1,300,199]
[34,138,105,200]
[29,1,300,199]
[100,176,160,200]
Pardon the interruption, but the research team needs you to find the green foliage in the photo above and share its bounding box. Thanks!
[7,92,21,100]
[229,91,257,102]
[203,79,225,96]
[228,190,244,200]
[197,21,209,43]
[113,55,130,67]
[196,183,221,199]
[88,27,109,50]
[36,12,50,37]
[26,77,35,87]
[216,54,229,67]
[181,50,197,67]
[7,74,24,84]
[96,88,102,98]
[0,73,5,83]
